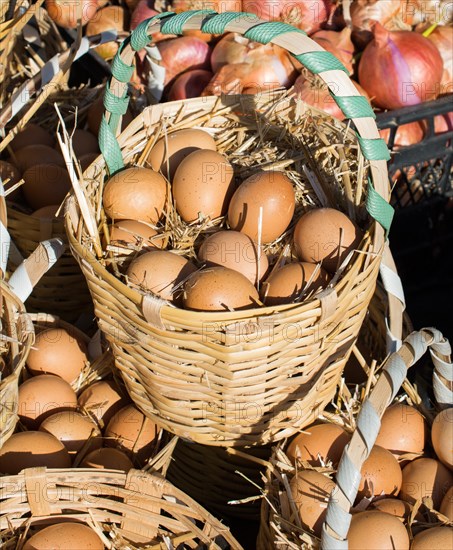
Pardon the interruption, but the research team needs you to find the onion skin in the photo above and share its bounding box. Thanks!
[434,112,453,134]
[157,36,212,86]
[358,22,444,109]
[168,69,214,100]
[45,0,99,28]
[425,25,453,91]
[311,27,355,75]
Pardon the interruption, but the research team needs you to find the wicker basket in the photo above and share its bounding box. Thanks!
[0,280,34,449]
[65,10,401,446]
[0,466,243,549]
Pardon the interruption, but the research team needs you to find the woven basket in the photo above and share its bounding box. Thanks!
[0,280,34,449]
[65,10,401,447]
[0,466,243,549]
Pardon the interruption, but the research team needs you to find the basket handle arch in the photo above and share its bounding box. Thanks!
[321,328,452,549]
[99,9,403,337]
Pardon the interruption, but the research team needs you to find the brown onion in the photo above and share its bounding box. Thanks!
[358,22,444,109]
[379,121,426,149]
[157,36,211,86]
[311,27,355,75]
[45,0,99,28]
[434,112,453,133]
[86,6,127,60]
[425,24,453,91]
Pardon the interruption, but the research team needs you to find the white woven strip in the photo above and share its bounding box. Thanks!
[324,494,352,540]
[0,221,10,274]
[433,372,453,406]
[73,30,118,62]
[405,332,428,363]
[383,353,408,404]
[431,351,453,382]
[431,338,452,356]
[385,318,402,353]
[10,82,32,119]
[8,262,33,303]
[356,400,381,454]
[379,263,406,308]
[335,446,362,506]
[41,54,60,86]
[321,524,348,550]
[42,237,64,267]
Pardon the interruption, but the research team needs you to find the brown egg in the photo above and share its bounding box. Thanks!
[399,457,453,510]
[0,160,21,195]
[293,207,362,273]
[357,445,402,501]
[147,128,217,180]
[71,129,99,157]
[78,379,131,429]
[103,167,167,224]
[12,144,64,172]
[183,266,260,312]
[108,220,164,250]
[26,327,89,383]
[31,205,61,218]
[80,447,133,471]
[432,408,453,469]
[376,403,428,463]
[440,485,453,520]
[126,250,197,304]
[227,171,295,244]
[10,123,54,151]
[262,261,330,306]
[104,404,159,466]
[22,164,71,210]
[411,526,453,549]
[198,230,268,284]
[290,470,337,537]
[172,149,235,222]
[87,94,133,136]
[348,510,410,550]
[0,431,71,474]
[286,423,350,467]
[23,522,104,550]
[371,498,412,521]
[39,411,102,455]
[18,374,78,429]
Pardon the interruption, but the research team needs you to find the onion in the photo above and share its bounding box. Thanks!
[45,0,99,28]
[408,0,453,26]
[379,121,425,149]
[242,0,331,35]
[86,6,127,60]
[424,24,453,91]
[311,27,355,75]
[171,0,242,10]
[157,36,212,86]
[434,112,453,133]
[292,75,370,120]
[130,1,175,42]
[167,69,214,100]
[358,22,444,109]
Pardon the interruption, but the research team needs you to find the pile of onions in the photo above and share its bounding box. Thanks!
[358,22,444,109]
[242,0,331,35]
[311,27,355,75]
[205,32,297,95]
[424,24,453,91]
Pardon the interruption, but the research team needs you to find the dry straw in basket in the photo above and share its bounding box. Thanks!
[66,10,403,447]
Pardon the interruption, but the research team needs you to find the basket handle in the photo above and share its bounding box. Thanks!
[321,328,452,550]
[100,11,393,245]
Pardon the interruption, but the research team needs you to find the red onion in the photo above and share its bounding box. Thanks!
[242,0,331,35]
[425,25,453,92]
[157,36,212,86]
[379,121,425,149]
[167,69,214,100]
[358,22,444,109]
[311,27,355,75]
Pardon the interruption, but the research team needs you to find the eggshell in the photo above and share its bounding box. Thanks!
[399,457,453,510]
[10,123,54,151]
[440,485,453,520]
[227,171,295,243]
[71,129,99,157]
[147,128,217,180]
[31,205,61,218]
[293,207,362,273]
[23,522,104,550]
[26,327,89,383]
[183,266,260,312]
[411,526,453,549]
[198,230,268,284]
[290,470,337,536]
[286,423,350,467]
[348,510,410,550]
[172,149,235,222]
[104,404,159,465]
[371,498,413,521]
[39,411,102,455]
[77,379,131,429]
[80,447,133,471]
[12,145,64,172]
[262,261,330,306]
[108,220,164,250]
[126,250,197,304]
[432,407,453,469]
[103,167,167,224]
[0,431,72,474]
[22,164,72,210]
[357,445,402,501]
[18,374,78,429]
[375,403,428,463]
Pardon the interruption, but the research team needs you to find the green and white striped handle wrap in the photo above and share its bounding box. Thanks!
[99,10,394,238]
